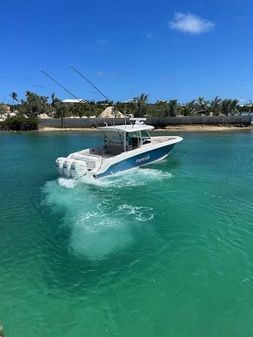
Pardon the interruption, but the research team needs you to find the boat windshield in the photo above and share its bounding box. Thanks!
[103,131,124,155]
[102,129,151,154]
[126,130,151,150]
[104,131,124,144]
[141,130,151,143]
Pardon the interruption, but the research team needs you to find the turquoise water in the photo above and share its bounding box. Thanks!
[1,130,253,337]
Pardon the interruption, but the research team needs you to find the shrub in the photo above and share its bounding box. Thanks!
[0,115,38,131]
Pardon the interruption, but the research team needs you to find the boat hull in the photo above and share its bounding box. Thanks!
[96,143,175,178]
[56,135,183,179]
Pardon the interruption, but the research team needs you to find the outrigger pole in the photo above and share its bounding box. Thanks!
[69,65,118,126]
[41,70,85,103]
[69,65,111,102]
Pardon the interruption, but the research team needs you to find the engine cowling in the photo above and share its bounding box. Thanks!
[56,157,88,178]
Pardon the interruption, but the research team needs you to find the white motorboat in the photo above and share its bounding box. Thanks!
[56,118,183,179]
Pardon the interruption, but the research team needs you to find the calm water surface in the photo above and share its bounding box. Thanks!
[1,130,253,337]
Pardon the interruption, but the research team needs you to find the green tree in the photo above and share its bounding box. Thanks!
[221,99,230,115]
[248,100,253,115]
[50,93,60,114]
[153,101,170,117]
[210,96,222,116]
[74,103,90,118]
[133,93,149,117]
[167,99,179,116]
[9,91,19,112]
[54,102,68,127]
[221,99,239,115]
[183,100,196,116]
[195,97,207,115]
[9,91,18,103]
[1,115,38,131]
[19,91,49,117]
[230,99,239,115]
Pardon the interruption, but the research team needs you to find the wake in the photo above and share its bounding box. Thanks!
[42,168,171,260]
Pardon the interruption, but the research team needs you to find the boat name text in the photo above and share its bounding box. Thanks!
[136,154,150,164]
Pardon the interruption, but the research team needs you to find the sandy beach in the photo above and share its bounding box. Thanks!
[38,127,98,132]
[39,125,252,132]
[157,125,252,132]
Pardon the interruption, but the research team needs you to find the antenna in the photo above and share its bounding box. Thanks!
[69,65,111,102]
[41,70,84,103]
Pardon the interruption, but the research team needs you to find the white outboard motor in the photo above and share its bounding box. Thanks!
[70,161,88,179]
[62,159,73,178]
[56,151,101,179]
[56,157,89,178]
[56,157,65,176]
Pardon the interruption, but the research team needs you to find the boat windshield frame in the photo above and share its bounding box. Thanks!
[102,129,151,153]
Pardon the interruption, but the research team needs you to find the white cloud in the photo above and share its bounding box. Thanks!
[96,71,104,77]
[96,71,118,78]
[169,12,214,34]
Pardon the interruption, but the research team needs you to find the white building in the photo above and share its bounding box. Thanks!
[62,99,86,103]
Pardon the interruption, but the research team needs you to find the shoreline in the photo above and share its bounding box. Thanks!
[156,125,252,132]
[38,125,253,132]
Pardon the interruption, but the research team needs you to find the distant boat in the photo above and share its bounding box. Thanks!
[56,118,183,179]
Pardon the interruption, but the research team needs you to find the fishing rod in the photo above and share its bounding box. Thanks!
[69,65,111,102]
[41,70,85,103]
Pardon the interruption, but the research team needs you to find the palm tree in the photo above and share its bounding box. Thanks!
[51,93,56,106]
[9,91,19,112]
[210,96,222,116]
[54,102,68,128]
[195,96,207,115]
[221,99,238,115]
[9,91,18,102]
[248,100,253,116]
[229,99,239,115]
[154,100,169,117]
[184,100,196,115]
[167,99,179,116]
[221,99,230,115]
[133,93,149,117]
[50,93,61,116]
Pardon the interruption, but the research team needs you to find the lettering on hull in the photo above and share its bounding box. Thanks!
[135,154,150,164]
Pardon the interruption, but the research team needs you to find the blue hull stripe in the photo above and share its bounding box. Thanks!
[97,144,175,178]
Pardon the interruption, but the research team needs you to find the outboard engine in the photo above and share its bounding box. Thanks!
[56,157,88,178]
[70,161,88,179]
[56,157,65,176]
[62,159,73,178]
[56,151,101,179]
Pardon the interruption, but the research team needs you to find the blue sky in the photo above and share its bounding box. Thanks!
[1,0,253,103]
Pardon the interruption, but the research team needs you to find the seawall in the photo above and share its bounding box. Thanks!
[38,116,252,129]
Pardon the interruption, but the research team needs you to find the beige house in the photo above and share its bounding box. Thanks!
[0,105,16,121]
[99,106,124,118]
[0,104,11,113]
[38,113,52,119]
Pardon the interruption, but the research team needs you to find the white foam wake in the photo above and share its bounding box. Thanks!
[57,167,172,189]
[42,183,158,260]
[42,168,171,260]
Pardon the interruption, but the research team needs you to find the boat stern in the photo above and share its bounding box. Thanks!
[56,151,102,179]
